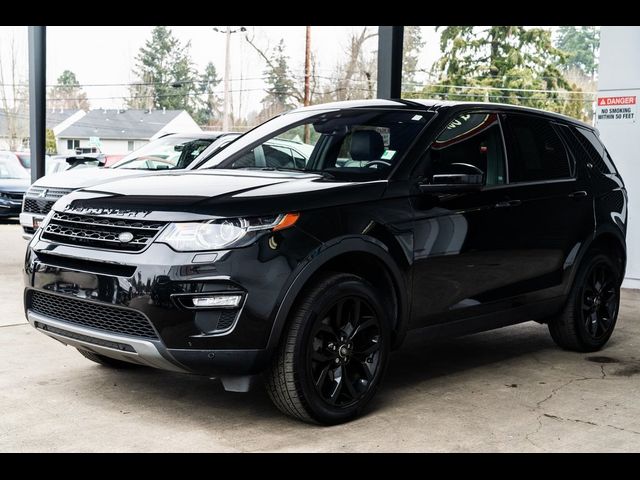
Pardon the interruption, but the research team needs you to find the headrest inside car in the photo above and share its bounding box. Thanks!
[350,130,385,161]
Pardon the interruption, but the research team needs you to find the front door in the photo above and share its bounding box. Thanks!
[409,111,521,328]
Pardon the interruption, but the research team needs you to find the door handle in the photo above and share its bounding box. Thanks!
[495,200,522,208]
[569,190,588,198]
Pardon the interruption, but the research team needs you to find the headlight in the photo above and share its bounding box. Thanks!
[156,213,299,251]
[0,192,8,200]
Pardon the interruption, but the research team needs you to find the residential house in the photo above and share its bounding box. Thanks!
[0,109,85,151]
[56,109,201,155]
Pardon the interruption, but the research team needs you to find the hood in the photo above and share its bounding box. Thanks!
[32,167,153,190]
[0,178,30,192]
[58,169,388,221]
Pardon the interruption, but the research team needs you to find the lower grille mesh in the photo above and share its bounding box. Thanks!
[28,290,158,339]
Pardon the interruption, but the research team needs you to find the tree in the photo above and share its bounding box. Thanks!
[47,70,90,111]
[427,26,585,118]
[0,36,29,150]
[128,26,199,114]
[194,62,222,125]
[556,26,600,79]
[45,128,57,154]
[402,26,425,93]
[245,36,300,121]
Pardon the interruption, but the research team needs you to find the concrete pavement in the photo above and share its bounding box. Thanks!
[1,220,639,452]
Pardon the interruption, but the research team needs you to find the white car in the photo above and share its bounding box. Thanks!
[20,133,233,238]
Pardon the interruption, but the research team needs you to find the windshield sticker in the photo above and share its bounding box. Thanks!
[381,150,396,160]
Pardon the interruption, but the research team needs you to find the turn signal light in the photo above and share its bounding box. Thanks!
[273,213,300,231]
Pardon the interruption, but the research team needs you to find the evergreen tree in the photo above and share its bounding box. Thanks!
[128,26,199,114]
[402,26,425,93]
[427,26,581,116]
[556,26,600,79]
[263,39,296,113]
[47,70,90,111]
[194,62,222,125]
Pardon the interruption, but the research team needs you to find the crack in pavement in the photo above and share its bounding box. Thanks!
[0,322,27,329]
[526,364,610,448]
[543,413,640,436]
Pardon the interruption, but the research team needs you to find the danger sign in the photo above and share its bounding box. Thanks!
[596,95,636,124]
[598,96,636,106]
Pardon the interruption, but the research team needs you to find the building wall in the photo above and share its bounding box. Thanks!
[597,26,640,288]
[56,138,146,155]
[151,111,201,139]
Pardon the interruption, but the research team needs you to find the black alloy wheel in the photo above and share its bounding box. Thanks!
[308,296,382,408]
[265,273,390,424]
[548,252,621,352]
[580,261,619,341]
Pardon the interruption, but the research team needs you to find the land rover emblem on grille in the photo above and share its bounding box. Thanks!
[38,189,47,198]
[118,232,134,243]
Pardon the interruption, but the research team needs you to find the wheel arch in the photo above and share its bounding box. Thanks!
[265,235,410,355]
[565,226,627,295]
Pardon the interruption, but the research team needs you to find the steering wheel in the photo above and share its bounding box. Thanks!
[450,163,484,175]
[364,160,392,169]
[139,156,175,169]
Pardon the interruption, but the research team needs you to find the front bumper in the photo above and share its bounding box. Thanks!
[19,212,43,239]
[0,200,22,217]
[24,226,320,375]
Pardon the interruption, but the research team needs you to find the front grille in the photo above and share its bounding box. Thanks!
[28,290,158,339]
[24,187,72,214]
[24,198,55,214]
[41,212,166,251]
[5,191,24,201]
[28,186,72,199]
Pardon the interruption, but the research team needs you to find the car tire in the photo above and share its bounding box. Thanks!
[77,348,140,369]
[548,251,621,352]
[265,273,391,425]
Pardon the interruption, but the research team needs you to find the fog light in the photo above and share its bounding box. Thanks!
[192,294,242,308]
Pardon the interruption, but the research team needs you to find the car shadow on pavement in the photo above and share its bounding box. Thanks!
[66,322,565,426]
[0,217,19,225]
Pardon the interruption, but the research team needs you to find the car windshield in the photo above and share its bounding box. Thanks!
[17,154,30,168]
[199,108,433,179]
[111,136,215,170]
[188,134,242,169]
[0,158,29,179]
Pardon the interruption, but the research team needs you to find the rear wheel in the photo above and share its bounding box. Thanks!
[77,348,139,369]
[548,252,621,352]
[265,273,390,425]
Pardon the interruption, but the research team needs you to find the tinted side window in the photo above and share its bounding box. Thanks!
[573,127,619,175]
[425,113,506,185]
[506,115,571,182]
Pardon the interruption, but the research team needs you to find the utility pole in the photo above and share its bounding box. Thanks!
[304,26,311,107]
[303,26,311,143]
[213,26,246,131]
[223,26,231,131]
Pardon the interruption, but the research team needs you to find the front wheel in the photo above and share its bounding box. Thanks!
[265,273,391,425]
[548,252,621,352]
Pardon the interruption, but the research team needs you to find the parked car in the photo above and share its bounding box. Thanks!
[20,132,236,237]
[0,151,32,171]
[0,157,29,217]
[24,99,627,425]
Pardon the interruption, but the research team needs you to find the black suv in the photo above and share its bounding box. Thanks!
[24,100,627,424]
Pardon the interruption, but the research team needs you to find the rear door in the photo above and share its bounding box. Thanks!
[499,113,594,298]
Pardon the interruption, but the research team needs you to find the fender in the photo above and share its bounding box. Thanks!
[562,223,627,297]
[264,235,410,355]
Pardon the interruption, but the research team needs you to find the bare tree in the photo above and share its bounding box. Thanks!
[335,27,378,101]
[0,37,29,150]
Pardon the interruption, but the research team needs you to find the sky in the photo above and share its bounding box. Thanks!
[0,26,442,119]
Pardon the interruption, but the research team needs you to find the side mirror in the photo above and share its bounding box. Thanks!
[419,174,483,193]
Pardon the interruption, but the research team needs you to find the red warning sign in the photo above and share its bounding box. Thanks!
[597,96,636,106]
